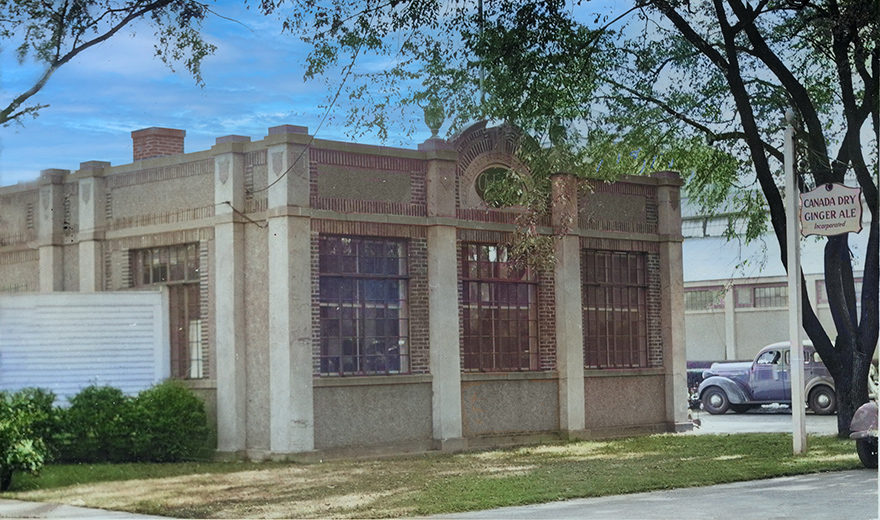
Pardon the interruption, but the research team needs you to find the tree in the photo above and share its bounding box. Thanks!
[0,0,217,126]
[269,0,878,435]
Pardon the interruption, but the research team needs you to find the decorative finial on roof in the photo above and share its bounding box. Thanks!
[418,93,445,138]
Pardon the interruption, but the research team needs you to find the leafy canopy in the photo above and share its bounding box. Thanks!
[0,0,217,126]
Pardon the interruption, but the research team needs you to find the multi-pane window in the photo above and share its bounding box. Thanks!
[735,284,787,308]
[318,236,409,376]
[582,250,648,368]
[685,287,725,311]
[130,244,204,379]
[461,243,538,371]
[817,278,863,305]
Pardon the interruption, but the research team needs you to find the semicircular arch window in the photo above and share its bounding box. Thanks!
[475,167,524,208]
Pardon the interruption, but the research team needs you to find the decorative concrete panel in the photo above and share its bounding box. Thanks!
[0,191,37,246]
[111,173,213,222]
[461,379,559,437]
[582,192,646,223]
[316,165,411,203]
[583,374,666,428]
[313,383,432,449]
[0,254,39,292]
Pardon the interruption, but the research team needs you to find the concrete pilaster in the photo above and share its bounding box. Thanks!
[214,150,247,454]
[551,174,586,434]
[653,170,690,431]
[37,170,67,292]
[76,163,109,292]
[423,138,464,449]
[267,142,315,455]
[427,225,463,448]
[724,290,736,360]
[420,139,458,218]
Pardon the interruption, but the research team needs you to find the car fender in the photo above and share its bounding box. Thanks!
[850,401,878,439]
[698,376,749,404]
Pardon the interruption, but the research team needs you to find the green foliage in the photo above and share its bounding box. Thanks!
[130,381,209,463]
[0,0,215,125]
[0,389,52,491]
[56,382,209,464]
[59,386,135,463]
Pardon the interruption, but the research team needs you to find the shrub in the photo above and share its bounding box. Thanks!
[9,388,61,459]
[130,381,209,462]
[0,389,51,491]
[59,386,135,463]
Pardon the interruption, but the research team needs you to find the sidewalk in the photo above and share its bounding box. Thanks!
[0,499,166,519]
[431,470,878,520]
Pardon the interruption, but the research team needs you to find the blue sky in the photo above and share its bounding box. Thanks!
[0,3,430,187]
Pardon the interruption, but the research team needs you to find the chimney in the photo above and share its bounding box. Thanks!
[131,127,185,161]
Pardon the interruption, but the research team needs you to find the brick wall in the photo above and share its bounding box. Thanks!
[131,128,185,161]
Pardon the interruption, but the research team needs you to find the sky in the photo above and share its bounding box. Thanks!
[0,2,430,187]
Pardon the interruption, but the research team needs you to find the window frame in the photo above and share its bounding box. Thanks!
[130,243,204,380]
[317,235,411,377]
[735,283,788,308]
[582,249,649,369]
[816,277,863,306]
[684,286,725,311]
[460,242,539,372]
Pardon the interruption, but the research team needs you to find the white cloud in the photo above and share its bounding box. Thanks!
[0,4,428,187]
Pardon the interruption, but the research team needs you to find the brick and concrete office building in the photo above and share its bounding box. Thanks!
[0,121,689,459]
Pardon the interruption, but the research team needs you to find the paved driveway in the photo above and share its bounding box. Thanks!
[685,405,840,435]
[431,470,878,520]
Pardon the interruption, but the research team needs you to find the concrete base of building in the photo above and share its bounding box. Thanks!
[669,421,695,433]
[214,423,695,463]
[434,437,469,453]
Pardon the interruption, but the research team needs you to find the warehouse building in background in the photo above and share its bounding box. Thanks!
[0,121,689,459]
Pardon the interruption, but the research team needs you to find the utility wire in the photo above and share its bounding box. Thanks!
[250,11,376,195]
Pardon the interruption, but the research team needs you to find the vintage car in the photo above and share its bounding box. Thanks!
[850,401,878,468]
[697,341,836,415]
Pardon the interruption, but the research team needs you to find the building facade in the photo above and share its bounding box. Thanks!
[0,121,689,459]
[681,195,873,363]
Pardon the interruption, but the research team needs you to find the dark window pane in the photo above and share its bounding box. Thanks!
[318,235,409,376]
[583,250,648,369]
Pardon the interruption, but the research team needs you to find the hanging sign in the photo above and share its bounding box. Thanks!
[799,183,863,236]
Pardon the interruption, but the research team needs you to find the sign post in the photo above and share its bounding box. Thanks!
[784,110,807,455]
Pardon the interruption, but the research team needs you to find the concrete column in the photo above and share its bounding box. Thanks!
[653,170,690,432]
[551,174,586,435]
[267,140,315,455]
[427,225,463,447]
[37,170,67,292]
[724,289,736,360]
[213,149,247,455]
[76,162,109,292]
[420,138,465,450]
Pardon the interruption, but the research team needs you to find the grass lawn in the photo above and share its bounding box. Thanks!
[7,434,862,519]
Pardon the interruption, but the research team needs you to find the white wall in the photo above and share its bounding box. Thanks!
[0,291,170,404]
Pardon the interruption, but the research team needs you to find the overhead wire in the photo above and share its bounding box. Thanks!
[249,9,378,196]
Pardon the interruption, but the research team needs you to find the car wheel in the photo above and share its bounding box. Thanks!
[702,387,730,414]
[731,404,752,413]
[808,386,837,415]
[856,438,878,469]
